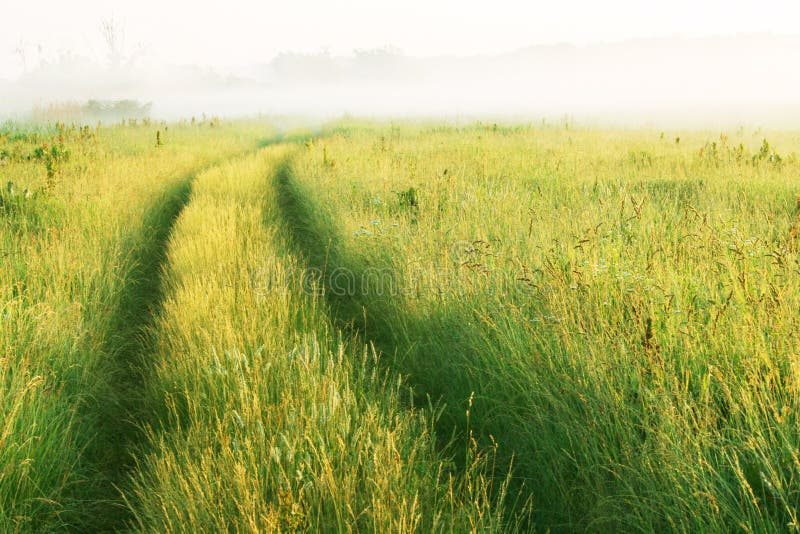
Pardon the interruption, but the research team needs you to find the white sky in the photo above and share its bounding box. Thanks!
[1,0,799,79]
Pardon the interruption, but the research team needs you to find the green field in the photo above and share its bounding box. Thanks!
[2,119,799,532]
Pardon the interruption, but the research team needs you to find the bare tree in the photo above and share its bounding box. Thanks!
[100,18,125,68]
[13,39,27,73]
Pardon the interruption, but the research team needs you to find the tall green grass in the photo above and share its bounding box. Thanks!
[4,118,800,532]
[127,146,521,532]
[0,120,269,531]
[285,124,800,531]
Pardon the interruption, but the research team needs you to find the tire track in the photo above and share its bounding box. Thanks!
[79,141,280,532]
[80,174,195,532]
[271,158,533,528]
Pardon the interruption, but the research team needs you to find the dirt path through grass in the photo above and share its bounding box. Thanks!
[271,157,534,527]
[82,175,195,531]
[82,143,279,532]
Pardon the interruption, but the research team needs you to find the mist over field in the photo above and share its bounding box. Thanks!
[6,1,800,530]
[2,34,799,127]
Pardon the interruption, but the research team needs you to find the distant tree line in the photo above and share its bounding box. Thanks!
[83,100,152,121]
[29,100,152,123]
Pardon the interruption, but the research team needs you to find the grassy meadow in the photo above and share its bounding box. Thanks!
[2,118,799,532]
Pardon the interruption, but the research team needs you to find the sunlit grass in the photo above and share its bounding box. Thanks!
[0,120,269,531]
[128,147,519,532]
[287,123,800,531]
[3,117,799,532]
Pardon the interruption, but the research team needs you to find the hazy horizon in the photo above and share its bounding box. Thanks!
[2,1,799,126]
